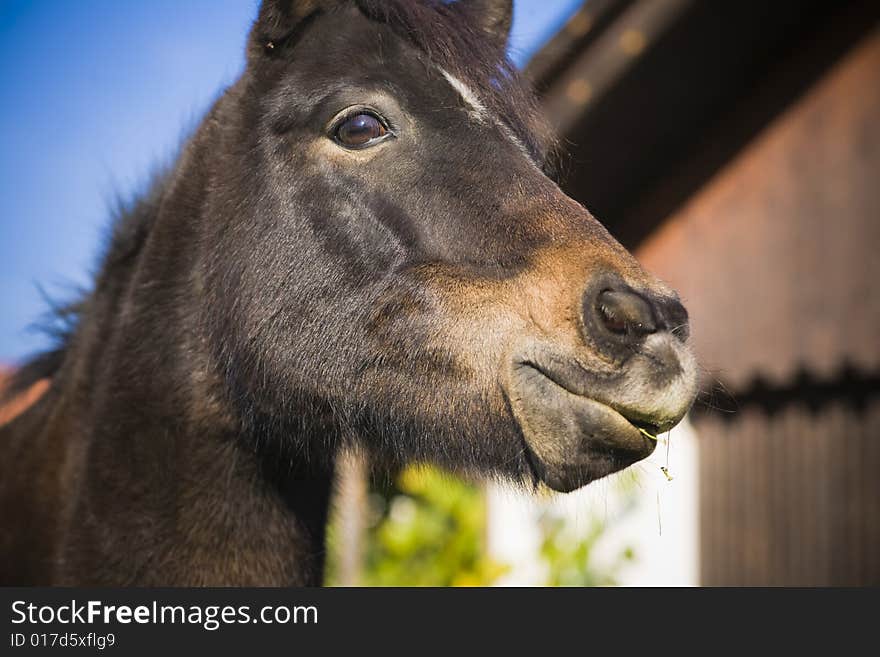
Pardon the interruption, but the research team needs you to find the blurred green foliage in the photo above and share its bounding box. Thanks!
[537,511,636,587]
[326,464,639,587]
[537,473,641,586]
[361,466,507,586]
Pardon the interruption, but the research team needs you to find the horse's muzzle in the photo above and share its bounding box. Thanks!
[504,330,697,492]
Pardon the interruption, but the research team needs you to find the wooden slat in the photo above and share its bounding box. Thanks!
[697,399,880,585]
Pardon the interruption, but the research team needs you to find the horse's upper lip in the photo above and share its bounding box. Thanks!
[517,359,663,435]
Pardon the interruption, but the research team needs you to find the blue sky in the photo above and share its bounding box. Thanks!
[0,0,582,364]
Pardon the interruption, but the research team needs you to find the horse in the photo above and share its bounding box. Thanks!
[0,0,698,586]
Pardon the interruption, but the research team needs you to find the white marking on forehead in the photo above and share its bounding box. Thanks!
[440,69,487,122]
[439,67,538,165]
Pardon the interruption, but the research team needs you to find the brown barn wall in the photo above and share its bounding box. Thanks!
[699,403,880,586]
[638,29,880,390]
[0,371,48,427]
[635,30,880,585]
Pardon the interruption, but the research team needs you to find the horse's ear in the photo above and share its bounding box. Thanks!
[465,0,514,53]
[248,0,324,60]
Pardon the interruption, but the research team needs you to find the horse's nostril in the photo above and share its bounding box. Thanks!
[583,279,691,353]
[664,297,690,343]
[595,289,657,337]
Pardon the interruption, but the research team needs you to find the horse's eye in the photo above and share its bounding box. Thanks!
[334,112,389,149]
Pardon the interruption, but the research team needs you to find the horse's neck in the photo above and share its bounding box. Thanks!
[61,410,332,585]
[52,329,334,585]
[47,120,333,586]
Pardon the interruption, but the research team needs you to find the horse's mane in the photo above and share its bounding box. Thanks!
[2,174,167,404]
[3,0,556,405]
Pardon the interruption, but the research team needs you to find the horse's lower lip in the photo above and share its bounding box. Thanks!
[505,361,657,492]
